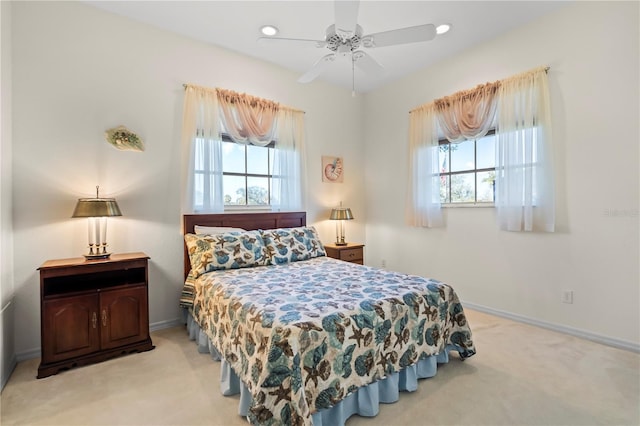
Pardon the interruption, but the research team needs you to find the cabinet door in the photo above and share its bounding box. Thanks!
[42,294,100,363]
[100,285,149,350]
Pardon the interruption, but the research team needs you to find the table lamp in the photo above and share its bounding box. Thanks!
[72,186,122,259]
[329,204,354,246]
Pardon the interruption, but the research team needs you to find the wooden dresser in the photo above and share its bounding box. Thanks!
[37,252,154,378]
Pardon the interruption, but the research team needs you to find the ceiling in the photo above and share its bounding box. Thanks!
[85,1,568,93]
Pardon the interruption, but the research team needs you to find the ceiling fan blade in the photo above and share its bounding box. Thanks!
[363,24,437,48]
[297,54,336,83]
[352,51,384,77]
[258,37,327,48]
[334,0,360,36]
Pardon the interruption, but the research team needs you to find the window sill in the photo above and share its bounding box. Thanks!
[224,205,272,212]
[442,202,494,208]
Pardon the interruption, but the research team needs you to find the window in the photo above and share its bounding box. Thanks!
[182,86,305,213]
[439,131,496,204]
[193,134,275,208]
[406,67,552,230]
[222,139,275,206]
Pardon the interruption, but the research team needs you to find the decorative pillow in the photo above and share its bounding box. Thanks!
[185,230,269,278]
[194,225,245,235]
[260,226,326,265]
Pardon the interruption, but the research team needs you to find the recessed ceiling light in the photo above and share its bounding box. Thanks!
[436,24,451,35]
[260,25,279,36]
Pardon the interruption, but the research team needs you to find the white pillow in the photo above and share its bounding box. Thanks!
[194,225,246,235]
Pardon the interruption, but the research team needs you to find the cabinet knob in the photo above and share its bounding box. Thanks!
[102,310,107,327]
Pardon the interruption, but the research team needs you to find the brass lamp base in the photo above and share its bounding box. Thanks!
[84,244,111,260]
[335,241,347,246]
[83,252,112,260]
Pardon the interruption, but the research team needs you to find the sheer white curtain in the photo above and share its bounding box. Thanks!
[406,103,443,228]
[271,108,305,211]
[181,85,305,213]
[181,85,223,213]
[495,67,554,232]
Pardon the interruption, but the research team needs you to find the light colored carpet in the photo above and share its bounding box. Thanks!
[1,309,638,426]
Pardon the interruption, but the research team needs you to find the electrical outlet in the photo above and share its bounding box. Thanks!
[562,290,573,304]
[381,259,386,268]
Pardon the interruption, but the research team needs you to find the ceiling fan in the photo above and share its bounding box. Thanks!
[258,0,441,93]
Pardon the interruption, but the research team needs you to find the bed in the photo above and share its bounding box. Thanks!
[181,212,475,425]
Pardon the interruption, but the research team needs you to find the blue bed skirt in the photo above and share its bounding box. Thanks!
[184,310,456,425]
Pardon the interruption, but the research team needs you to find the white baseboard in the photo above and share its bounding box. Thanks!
[149,317,183,332]
[1,299,18,391]
[16,348,39,363]
[16,318,186,362]
[464,301,640,353]
[1,354,17,391]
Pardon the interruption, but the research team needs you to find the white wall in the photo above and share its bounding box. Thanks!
[10,1,639,359]
[11,1,365,356]
[364,1,639,347]
[1,0,16,388]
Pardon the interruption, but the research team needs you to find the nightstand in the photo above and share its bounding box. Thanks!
[324,243,364,265]
[37,252,154,378]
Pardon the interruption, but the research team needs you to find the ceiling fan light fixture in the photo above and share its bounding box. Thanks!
[260,25,279,36]
[436,24,451,35]
[264,0,441,88]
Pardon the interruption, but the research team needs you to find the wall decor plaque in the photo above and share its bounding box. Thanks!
[105,126,145,152]
[322,156,344,183]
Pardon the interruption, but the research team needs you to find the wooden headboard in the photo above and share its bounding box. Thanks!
[183,211,307,279]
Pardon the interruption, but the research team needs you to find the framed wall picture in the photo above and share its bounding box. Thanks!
[322,156,344,183]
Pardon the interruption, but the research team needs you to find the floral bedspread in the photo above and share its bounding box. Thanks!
[190,256,475,425]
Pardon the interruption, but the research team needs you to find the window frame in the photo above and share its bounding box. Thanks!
[439,129,496,207]
[191,133,276,210]
[222,134,275,208]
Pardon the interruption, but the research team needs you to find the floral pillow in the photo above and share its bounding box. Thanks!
[184,230,269,278]
[260,226,326,265]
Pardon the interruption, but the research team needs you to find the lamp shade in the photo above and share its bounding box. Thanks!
[329,207,354,221]
[72,198,122,218]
